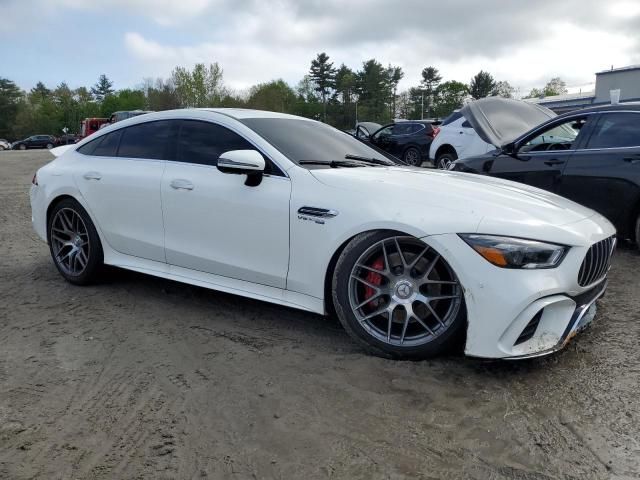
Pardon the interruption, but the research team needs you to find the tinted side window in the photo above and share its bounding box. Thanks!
[178,121,254,166]
[118,121,176,160]
[587,113,640,149]
[93,130,122,156]
[393,123,414,135]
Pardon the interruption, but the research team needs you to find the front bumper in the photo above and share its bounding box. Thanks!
[424,227,614,359]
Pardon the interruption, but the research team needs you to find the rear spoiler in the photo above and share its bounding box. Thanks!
[50,145,74,157]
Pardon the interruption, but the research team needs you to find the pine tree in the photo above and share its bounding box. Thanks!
[469,71,496,99]
[91,74,114,101]
[309,52,337,122]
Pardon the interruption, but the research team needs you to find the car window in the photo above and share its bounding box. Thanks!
[117,120,177,160]
[586,113,640,149]
[393,123,414,135]
[372,125,394,140]
[240,117,393,168]
[520,117,586,153]
[93,130,122,156]
[177,120,283,176]
[441,111,462,126]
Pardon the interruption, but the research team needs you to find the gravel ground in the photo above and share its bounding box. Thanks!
[0,150,638,480]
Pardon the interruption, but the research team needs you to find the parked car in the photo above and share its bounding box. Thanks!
[429,111,495,169]
[30,109,614,360]
[0,139,11,151]
[355,120,440,166]
[12,135,57,150]
[450,98,640,248]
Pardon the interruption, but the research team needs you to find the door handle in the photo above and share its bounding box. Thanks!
[623,156,640,164]
[83,171,102,180]
[544,160,565,166]
[170,179,194,191]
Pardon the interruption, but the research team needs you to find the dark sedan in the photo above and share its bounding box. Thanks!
[355,120,440,166]
[450,98,640,248]
[12,135,57,150]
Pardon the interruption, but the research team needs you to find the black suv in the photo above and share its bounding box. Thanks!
[355,121,440,166]
[12,135,57,150]
[450,98,640,248]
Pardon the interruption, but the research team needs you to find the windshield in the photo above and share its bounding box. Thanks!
[240,118,395,168]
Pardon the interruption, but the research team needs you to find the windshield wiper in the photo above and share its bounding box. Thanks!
[344,154,395,166]
[299,160,366,168]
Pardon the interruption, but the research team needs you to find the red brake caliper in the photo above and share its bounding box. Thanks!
[364,257,384,307]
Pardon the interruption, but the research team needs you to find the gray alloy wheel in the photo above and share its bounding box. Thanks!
[50,208,91,276]
[46,143,54,149]
[436,152,457,170]
[19,143,26,150]
[403,147,421,166]
[47,199,103,285]
[332,231,466,359]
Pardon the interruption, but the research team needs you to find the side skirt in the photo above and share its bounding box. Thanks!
[104,253,325,315]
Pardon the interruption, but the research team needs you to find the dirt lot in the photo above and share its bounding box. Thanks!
[0,150,638,480]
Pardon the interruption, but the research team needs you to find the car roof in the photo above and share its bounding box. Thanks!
[556,102,640,119]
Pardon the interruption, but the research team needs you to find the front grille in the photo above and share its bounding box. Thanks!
[578,236,616,287]
[515,309,544,345]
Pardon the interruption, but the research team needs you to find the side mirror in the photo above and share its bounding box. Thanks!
[502,142,522,160]
[217,149,266,186]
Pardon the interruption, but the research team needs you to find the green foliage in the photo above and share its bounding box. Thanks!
[0,56,529,141]
[527,77,568,98]
[469,70,496,99]
[100,89,146,117]
[0,78,23,140]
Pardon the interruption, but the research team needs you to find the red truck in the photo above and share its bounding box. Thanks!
[80,118,110,139]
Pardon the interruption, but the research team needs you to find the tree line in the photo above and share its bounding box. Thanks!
[0,53,568,141]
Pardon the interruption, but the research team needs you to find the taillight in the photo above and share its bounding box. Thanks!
[428,126,441,138]
[32,173,38,186]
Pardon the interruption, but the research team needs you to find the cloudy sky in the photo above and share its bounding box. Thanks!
[1,0,639,96]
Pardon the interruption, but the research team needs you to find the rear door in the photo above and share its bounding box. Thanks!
[558,112,640,232]
[488,115,590,192]
[74,121,176,262]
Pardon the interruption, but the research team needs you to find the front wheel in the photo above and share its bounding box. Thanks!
[332,231,466,359]
[19,144,26,150]
[46,143,54,149]
[47,198,104,285]
[403,147,422,167]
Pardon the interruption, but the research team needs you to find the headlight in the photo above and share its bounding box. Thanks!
[459,234,569,269]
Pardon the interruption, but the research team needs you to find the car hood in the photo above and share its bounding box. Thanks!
[461,97,556,148]
[310,166,597,230]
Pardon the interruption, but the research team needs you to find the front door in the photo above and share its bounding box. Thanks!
[161,120,291,288]
[488,115,590,192]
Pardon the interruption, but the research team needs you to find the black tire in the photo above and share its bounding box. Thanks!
[403,147,422,167]
[436,151,458,170]
[332,230,466,359]
[47,198,104,285]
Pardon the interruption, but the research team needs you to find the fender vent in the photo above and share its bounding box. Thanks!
[515,309,544,346]
[298,207,338,218]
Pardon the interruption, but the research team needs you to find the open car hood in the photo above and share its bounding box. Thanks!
[461,97,556,148]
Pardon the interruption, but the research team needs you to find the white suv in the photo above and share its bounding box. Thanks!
[429,111,494,169]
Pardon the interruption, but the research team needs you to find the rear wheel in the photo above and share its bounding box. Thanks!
[403,147,422,166]
[436,151,457,169]
[46,143,54,149]
[47,198,103,285]
[332,231,465,359]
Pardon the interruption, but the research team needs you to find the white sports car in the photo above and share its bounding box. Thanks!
[30,109,616,359]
